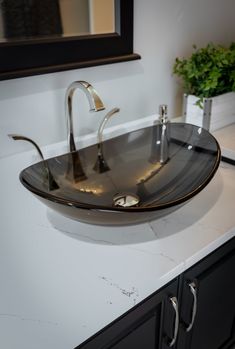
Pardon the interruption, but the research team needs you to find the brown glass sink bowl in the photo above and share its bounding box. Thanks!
[20,123,220,225]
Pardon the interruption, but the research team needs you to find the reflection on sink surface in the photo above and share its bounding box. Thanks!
[20,123,221,225]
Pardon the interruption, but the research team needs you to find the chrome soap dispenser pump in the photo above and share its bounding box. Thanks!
[159,104,168,125]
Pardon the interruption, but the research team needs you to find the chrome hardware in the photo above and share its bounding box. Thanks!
[166,296,179,347]
[65,80,105,153]
[8,134,59,191]
[93,107,120,173]
[160,123,169,165]
[8,134,44,160]
[159,104,168,125]
[67,151,87,182]
[152,104,170,165]
[185,281,197,332]
[97,107,120,145]
[113,193,140,208]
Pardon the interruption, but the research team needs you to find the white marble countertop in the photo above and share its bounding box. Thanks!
[1,118,235,349]
[213,123,235,161]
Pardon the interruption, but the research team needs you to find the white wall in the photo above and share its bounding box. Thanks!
[1,0,235,158]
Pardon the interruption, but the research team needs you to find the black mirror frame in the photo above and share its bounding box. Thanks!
[0,0,140,80]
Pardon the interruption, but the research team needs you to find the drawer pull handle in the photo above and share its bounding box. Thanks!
[186,281,197,332]
[167,296,179,347]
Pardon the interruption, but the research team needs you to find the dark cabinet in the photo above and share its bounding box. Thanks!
[111,315,157,349]
[178,237,235,349]
[75,237,235,349]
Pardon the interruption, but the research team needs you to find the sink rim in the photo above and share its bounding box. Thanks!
[19,123,221,213]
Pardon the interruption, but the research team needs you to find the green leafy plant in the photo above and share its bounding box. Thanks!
[173,43,235,107]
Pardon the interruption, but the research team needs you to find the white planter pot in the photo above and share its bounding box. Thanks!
[183,92,235,131]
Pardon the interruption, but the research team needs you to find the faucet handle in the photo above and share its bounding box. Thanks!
[97,107,120,144]
[8,134,44,160]
[8,134,59,191]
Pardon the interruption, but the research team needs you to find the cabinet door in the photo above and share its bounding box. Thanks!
[75,279,179,349]
[178,237,235,349]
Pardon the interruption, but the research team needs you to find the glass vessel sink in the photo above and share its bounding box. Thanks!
[20,123,220,225]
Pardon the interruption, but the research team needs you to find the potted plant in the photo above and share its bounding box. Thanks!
[173,43,235,130]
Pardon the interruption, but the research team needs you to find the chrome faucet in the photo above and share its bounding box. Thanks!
[97,107,120,147]
[8,134,44,160]
[65,81,105,153]
[93,107,120,173]
[8,134,59,191]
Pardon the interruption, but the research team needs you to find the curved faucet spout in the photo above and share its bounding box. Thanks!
[97,107,120,146]
[93,107,120,173]
[65,81,105,153]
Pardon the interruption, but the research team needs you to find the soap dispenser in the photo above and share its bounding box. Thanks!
[159,104,170,164]
[149,104,170,165]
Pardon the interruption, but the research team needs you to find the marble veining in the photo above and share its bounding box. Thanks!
[0,125,235,349]
[0,313,59,326]
[99,276,140,305]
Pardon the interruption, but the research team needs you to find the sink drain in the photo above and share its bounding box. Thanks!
[113,193,140,208]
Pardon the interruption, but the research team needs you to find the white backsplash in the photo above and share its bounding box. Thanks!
[1,0,235,158]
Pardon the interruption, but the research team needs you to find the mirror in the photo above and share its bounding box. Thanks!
[0,0,140,80]
[0,0,115,42]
